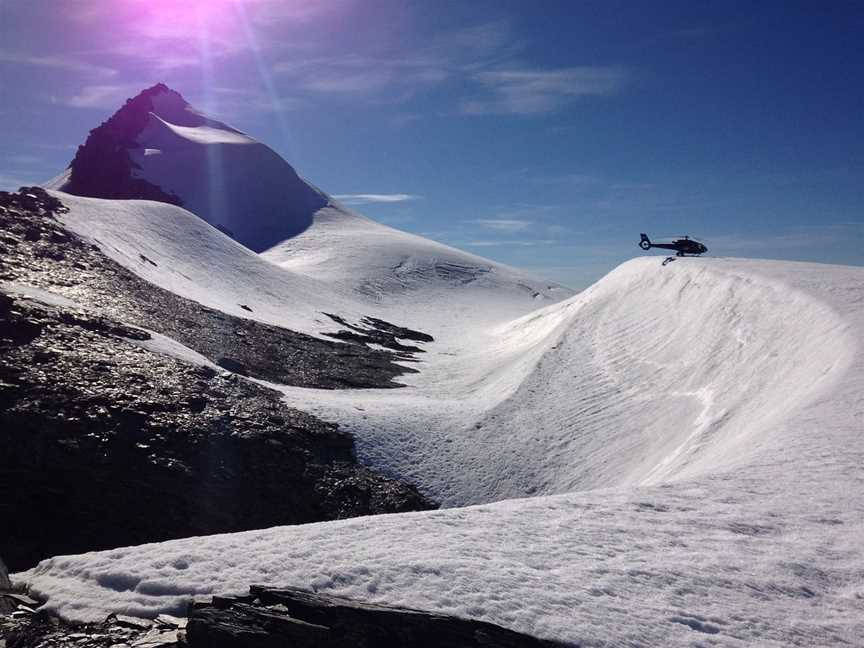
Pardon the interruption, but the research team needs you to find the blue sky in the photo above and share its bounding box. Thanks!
[1,0,862,288]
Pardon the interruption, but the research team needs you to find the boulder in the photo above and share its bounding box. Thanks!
[0,556,15,615]
[186,586,569,648]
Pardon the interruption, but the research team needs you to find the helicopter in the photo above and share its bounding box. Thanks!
[639,233,707,256]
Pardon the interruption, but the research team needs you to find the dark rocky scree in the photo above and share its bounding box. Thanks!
[1,605,189,648]
[62,83,184,205]
[323,313,434,359]
[0,587,569,648]
[0,187,431,388]
[0,293,434,571]
[0,187,436,572]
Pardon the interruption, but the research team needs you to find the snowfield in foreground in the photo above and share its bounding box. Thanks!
[19,255,864,647]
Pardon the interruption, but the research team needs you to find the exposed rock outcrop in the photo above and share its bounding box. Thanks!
[49,84,330,251]
[323,312,434,359]
[0,557,14,616]
[0,293,434,571]
[61,84,183,205]
[0,558,9,590]
[186,586,570,648]
[2,589,568,648]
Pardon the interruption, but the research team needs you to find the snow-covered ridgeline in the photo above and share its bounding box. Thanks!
[19,257,864,647]
[49,192,360,336]
[268,257,857,507]
[50,191,566,341]
[260,201,567,327]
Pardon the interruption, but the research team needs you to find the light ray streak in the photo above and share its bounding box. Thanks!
[231,0,299,162]
[196,5,229,235]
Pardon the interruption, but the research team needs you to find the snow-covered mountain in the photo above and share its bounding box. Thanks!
[7,85,862,646]
[46,84,567,325]
[47,84,327,252]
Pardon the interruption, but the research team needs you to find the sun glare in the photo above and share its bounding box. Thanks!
[120,0,250,43]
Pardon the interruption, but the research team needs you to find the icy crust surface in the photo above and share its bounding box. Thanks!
[21,473,864,646]
[19,257,864,647]
[261,202,569,326]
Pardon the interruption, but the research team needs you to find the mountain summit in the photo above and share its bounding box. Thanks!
[48,84,328,251]
[47,84,568,307]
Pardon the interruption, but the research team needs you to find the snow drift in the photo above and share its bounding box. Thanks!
[20,257,864,647]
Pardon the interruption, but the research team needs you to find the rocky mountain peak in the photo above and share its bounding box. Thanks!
[63,84,184,205]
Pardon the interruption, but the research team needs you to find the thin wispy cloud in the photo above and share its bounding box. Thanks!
[273,53,450,101]
[3,154,43,166]
[428,19,523,72]
[391,113,423,128]
[0,51,117,78]
[468,218,534,233]
[201,87,305,118]
[333,194,422,205]
[64,84,151,109]
[302,68,396,94]
[463,239,558,247]
[35,143,78,152]
[247,0,354,28]
[532,173,600,187]
[274,19,515,96]
[0,171,46,191]
[268,20,624,114]
[461,66,629,115]
[375,213,418,225]
[706,223,864,252]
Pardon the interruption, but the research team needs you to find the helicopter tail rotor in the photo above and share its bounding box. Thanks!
[639,233,651,250]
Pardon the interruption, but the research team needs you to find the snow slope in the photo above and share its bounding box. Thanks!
[48,192,359,335]
[263,257,856,509]
[125,109,329,252]
[20,257,864,647]
[48,190,568,345]
[261,201,568,330]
